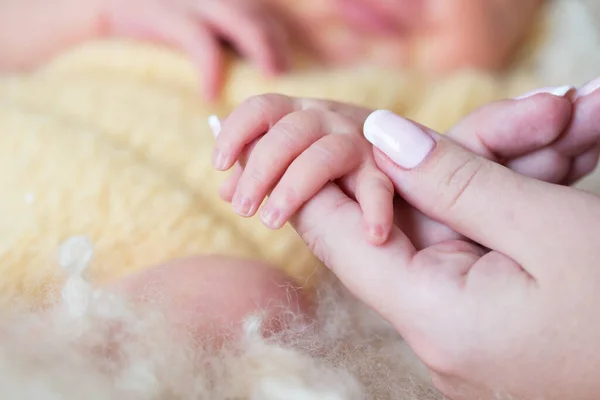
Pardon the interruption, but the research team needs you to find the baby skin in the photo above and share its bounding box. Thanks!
[2,0,545,101]
[269,0,546,72]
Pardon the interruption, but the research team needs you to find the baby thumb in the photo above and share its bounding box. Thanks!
[363,109,550,260]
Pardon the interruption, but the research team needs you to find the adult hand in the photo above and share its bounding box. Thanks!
[290,81,600,399]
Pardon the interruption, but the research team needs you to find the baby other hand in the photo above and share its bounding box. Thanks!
[105,0,291,100]
[210,94,395,245]
[1,0,290,102]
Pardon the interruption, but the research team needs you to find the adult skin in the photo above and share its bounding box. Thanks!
[289,80,600,399]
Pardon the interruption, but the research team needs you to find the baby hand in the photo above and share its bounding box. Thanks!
[210,94,395,245]
[1,0,290,101]
[106,0,291,100]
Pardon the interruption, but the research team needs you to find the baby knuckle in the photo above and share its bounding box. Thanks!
[311,142,339,171]
[273,120,307,148]
[244,94,287,118]
[372,172,395,196]
[245,167,265,187]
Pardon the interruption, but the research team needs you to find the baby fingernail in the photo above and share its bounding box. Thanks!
[369,224,386,242]
[212,150,229,170]
[576,77,600,99]
[209,116,230,170]
[514,85,575,100]
[233,194,253,216]
[208,115,221,138]
[363,110,435,169]
[260,206,282,229]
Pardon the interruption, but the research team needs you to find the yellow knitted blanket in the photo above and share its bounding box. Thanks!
[0,0,596,308]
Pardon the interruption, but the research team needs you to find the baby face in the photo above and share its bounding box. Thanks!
[272,0,543,72]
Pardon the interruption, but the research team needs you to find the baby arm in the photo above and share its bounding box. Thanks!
[210,94,396,245]
[0,0,101,71]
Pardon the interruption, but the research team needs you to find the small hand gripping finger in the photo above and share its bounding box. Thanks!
[258,134,365,230]
[229,109,333,218]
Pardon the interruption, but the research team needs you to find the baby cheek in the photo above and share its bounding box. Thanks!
[108,255,314,344]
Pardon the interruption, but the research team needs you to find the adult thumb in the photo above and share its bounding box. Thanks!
[363,109,595,269]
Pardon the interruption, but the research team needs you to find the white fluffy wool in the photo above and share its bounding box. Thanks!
[0,236,437,400]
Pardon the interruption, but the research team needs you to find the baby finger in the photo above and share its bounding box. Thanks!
[230,109,328,217]
[214,94,297,171]
[259,135,363,229]
[354,168,395,245]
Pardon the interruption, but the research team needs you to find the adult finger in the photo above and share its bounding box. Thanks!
[565,145,600,184]
[392,199,463,250]
[446,92,572,160]
[290,183,417,319]
[504,147,570,183]
[364,109,600,275]
[554,78,600,155]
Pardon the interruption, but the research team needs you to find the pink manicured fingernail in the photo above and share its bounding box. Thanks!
[363,110,435,169]
[208,115,221,138]
[576,77,600,99]
[514,85,575,100]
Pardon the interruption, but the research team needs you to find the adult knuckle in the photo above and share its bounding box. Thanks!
[302,230,330,266]
[437,154,486,214]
